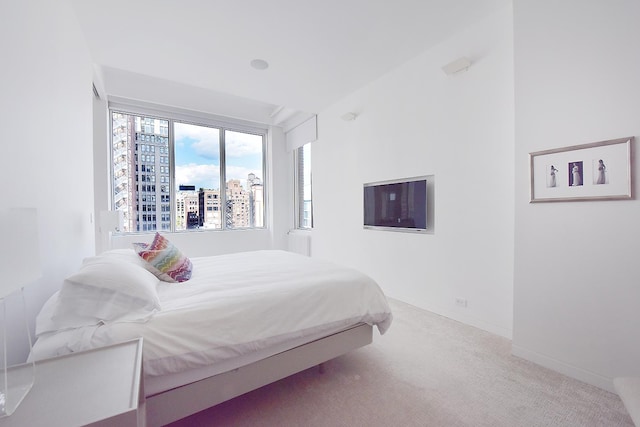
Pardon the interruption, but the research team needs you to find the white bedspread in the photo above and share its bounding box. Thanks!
[30,250,392,377]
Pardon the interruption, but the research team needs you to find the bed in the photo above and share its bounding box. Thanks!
[28,239,393,426]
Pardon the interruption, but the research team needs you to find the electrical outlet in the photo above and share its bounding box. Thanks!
[455,297,468,308]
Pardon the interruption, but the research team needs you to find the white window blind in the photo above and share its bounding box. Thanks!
[285,115,317,152]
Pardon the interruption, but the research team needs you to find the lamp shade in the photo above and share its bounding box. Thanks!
[0,208,41,298]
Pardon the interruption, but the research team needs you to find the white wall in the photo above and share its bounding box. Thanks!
[312,6,515,338]
[0,0,95,363]
[513,0,640,392]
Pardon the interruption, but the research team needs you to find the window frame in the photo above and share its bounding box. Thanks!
[108,100,268,233]
[294,143,312,230]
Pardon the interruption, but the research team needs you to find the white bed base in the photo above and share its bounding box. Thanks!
[145,323,373,427]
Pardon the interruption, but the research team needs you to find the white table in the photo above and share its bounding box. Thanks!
[0,338,144,427]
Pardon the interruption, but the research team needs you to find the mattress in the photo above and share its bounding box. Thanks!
[29,250,392,393]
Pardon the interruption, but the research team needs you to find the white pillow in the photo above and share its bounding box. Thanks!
[100,248,175,282]
[52,256,161,329]
[35,291,61,337]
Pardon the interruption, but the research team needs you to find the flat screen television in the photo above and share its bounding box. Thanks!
[363,176,427,232]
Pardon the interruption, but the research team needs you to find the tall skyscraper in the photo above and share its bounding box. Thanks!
[111,112,170,232]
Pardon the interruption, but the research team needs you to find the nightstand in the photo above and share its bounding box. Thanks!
[0,338,144,427]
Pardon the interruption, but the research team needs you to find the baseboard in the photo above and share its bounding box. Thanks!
[511,344,615,393]
[395,298,513,339]
[442,309,513,340]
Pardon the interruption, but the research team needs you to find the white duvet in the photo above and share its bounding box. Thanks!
[30,250,392,377]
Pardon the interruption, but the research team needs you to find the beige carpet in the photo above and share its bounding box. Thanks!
[168,299,632,426]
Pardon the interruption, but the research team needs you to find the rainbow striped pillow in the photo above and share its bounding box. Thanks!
[133,233,192,283]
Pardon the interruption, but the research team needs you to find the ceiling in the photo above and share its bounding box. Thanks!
[71,0,509,125]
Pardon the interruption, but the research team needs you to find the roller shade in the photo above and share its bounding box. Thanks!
[285,115,317,152]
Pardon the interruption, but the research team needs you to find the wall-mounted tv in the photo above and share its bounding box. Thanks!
[364,176,427,232]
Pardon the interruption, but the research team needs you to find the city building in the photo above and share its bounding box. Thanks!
[198,189,221,229]
[176,187,199,230]
[111,113,171,232]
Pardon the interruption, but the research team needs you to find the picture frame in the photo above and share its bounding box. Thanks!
[529,136,633,203]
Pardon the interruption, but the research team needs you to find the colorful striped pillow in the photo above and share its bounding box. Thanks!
[133,233,192,283]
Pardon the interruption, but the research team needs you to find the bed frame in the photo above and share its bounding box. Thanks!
[145,323,373,426]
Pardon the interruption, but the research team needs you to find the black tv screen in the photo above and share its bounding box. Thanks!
[364,177,427,232]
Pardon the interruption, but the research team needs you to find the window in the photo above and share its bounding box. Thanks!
[295,143,312,229]
[110,109,266,233]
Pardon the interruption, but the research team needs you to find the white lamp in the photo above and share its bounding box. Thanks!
[0,208,41,417]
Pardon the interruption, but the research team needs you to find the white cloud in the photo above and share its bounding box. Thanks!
[173,125,262,188]
[226,131,262,157]
[192,139,219,159]
[175,163,219,190]
[226,164,261,185]
[175,123,220,159]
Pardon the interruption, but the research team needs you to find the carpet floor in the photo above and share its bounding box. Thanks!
[168,299,632,426]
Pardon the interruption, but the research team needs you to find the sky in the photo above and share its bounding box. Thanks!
[174,122,263,191]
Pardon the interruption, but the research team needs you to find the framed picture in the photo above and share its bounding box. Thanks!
[529,136,633,203]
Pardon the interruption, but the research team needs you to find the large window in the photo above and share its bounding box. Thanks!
[111,109,265,233]
[295,143,312,229]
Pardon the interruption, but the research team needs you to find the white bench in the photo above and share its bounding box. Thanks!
[614,377,640,426]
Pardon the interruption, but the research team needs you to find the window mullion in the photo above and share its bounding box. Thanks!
[169,118,176,232]
[294,144,312,229]
[220,129,227,230]
[298,147,305,227]
[294,148,302,229]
